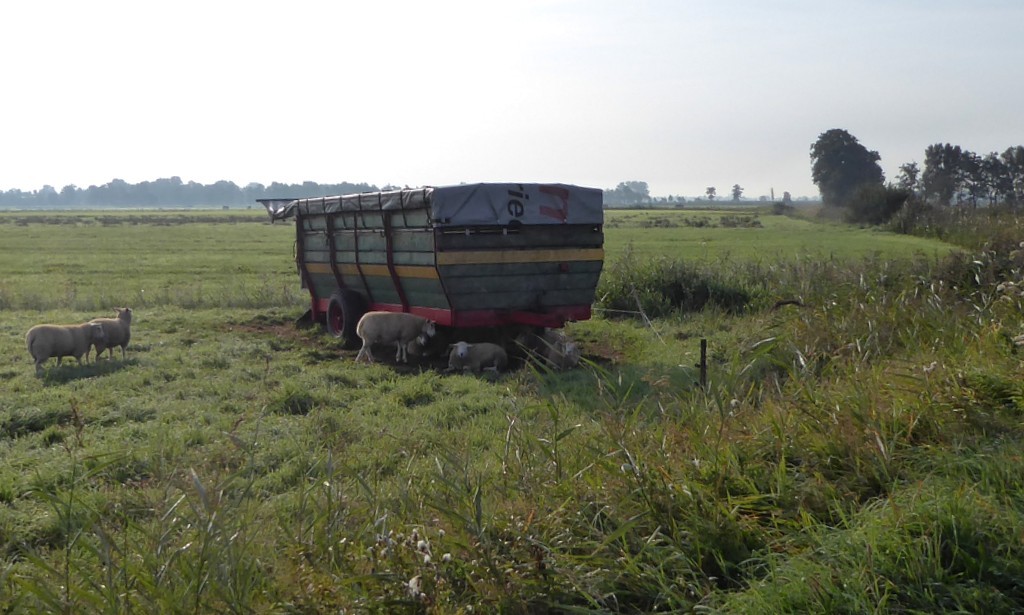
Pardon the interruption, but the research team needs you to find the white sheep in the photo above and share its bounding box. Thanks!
[354,311,437,363]
[447,341,508,373]
[90,307,133,361]
[25,321,107,375]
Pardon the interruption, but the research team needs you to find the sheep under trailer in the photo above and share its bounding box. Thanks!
[260,183,604,347]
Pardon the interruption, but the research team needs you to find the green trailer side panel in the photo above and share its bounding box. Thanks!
[391,230,436,252]
[442,272,601,294]
[440,260,603,278]
[302,216,328,232]
[355,212,385,229]
[296,204,604,320]
[437,225,602,251]
[302,233,329,252]
[322,230,384,252]
[302,249,328,264]
[392,251,437,267]
[398,277,450,309]
[309,274,339,300]
[448,289,596,311]
[362,275,401,304]
[443,273,600,310]
[388,208,431,229]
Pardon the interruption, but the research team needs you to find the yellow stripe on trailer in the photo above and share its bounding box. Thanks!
[437,248,604,266]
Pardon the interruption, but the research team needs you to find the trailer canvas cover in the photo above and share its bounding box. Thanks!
[265,183,603,227]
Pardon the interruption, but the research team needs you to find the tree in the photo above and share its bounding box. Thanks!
[960,151,984,208]
[810,129,884,208]
[705,186,716,201]
[37,185,59,206]
[603,181,651,207]
[59,184,79,206]
[981,153,1011,206]
[895,162,920,194]
[921,143,963,206]
[1002,146,1024,207]
[731,184,743,201]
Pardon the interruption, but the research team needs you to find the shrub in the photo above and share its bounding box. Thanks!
[889,203,1024,251]
[844,184,910,225]
[597,252,751,318]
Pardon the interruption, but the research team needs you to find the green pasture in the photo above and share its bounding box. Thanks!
[0,211,302,312]
[603,208,955,261]
[0,208,956,312]
[2,208,1023,612]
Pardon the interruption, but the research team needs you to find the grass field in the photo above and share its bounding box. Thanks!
[603,208,953,261]
[2,208,1023,612]
[0,209,954,312]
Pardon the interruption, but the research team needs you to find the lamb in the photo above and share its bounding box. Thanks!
[447,341,508,374]
[90,307,133,361]
[541,329,581,370]
[405,332,434,359]
[517,328,581,370]
[25,321,107,375]
[354,311,437,363]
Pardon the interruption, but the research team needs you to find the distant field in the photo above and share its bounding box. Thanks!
[604,208,955,261]
[0,208,957,312]
[0,210,301,312]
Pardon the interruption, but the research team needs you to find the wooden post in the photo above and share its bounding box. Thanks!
[699,338,707,390]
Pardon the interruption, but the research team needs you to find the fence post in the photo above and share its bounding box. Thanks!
[699,338,707,390]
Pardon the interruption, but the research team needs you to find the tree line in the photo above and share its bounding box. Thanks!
[810,128,1024,224]
[602,181,783,207]
[4,177,692,209]
[0,177,379,208]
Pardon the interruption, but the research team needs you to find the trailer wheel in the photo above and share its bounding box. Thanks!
[326,290,366,349]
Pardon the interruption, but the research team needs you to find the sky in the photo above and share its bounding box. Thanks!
[2,0,1023,200]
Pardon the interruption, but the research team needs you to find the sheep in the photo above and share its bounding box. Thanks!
[354,311,437,363]
[25,321,107,375]
[516,328,581,370]
[541,329,581,370]
[447,341,508,374]
[90,307,133,361]
[404,332,434,359]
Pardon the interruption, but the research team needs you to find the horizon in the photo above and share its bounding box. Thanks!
[0,176,824,202]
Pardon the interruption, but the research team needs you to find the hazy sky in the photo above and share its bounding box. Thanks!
[3,1,1022,199]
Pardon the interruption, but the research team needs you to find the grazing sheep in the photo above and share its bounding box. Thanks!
[447,341,508,374]
[90,307,133,361]
[354,311,437,363]
[25,321,107,375]
[517,328,581,370]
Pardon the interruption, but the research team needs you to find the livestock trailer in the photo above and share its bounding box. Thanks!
[260,183,604,347]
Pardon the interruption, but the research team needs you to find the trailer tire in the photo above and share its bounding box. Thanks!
[326,290,366,349]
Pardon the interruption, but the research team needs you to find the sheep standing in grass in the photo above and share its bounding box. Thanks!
[355,311,437,363]
[25,321,107,375]
[447,341,508,374]
[90,307,133,361]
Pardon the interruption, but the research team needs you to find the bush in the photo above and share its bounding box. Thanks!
[844,184,910,225]
[597,252,750,318]
[889,203,1024,251]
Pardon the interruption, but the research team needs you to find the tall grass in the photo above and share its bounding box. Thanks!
[2,210,1024,611]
